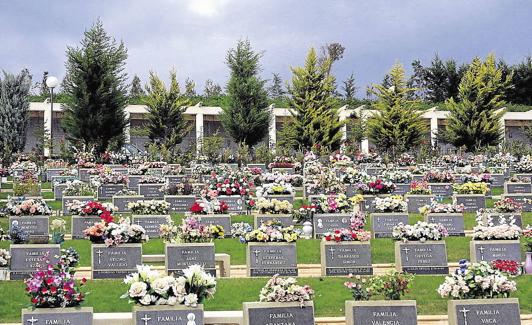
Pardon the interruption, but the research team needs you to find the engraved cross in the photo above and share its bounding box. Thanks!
[328,247,335,260]
[252,249,261,264]
[27,317,38,325]
[96,250,104,264]
[141,314,151,325]
[402,247,410,262]
[459,307,469,325]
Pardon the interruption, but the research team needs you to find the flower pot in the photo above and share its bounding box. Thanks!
[89,235,105,244]
[526,252,532,275]
[132,304,204,325]
[0,267,8,281]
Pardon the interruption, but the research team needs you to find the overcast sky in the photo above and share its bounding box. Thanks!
[1,0,530,96]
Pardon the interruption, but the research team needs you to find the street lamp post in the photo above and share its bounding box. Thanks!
[45,76,59,157]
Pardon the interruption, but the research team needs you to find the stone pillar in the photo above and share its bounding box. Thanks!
[268,105,276,150]
[430,117,438,148]
[359,110,369,154]
[196,113,204,155]
[500,117,506,146]
[43,106,52,157]
[124,110,131,144]
[339,111,348,142]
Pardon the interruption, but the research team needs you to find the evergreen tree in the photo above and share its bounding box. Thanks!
[144,70,191,151]
[62,21,129,154]
[342,73,357,101]
[367,63,427,158]
[129,74,145,98]
[319,42,345,75]
[40,71,49,97]
[268,73,285,100]
[184,78,196,97]
[0,69,32,163]
[441,54,512,152]
[203,79,222,97]
[220,39,271,147]
[287,48,344,151]
[507,56,532,105]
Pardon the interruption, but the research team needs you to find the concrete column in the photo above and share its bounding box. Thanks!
[500,117,506,146]
[124,110,131,144]
[43,107,52,157]
[359,110,369,153]
[430,117,438,148]
[196,113,204,155]
[339,110,348,142]
[268,105,276,150]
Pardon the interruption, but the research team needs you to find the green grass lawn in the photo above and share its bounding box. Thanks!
[0,276,530,322]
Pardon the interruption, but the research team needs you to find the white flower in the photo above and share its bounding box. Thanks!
[129,282,148,298]
[184,293,198,307]
[152,277,171,295]
[139,294,154,305]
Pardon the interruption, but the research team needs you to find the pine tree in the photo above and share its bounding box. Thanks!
[220,39,271,147]
[441,54,511,152]
[62,20,129,154]
[203,79,223,97]
[40,71,49,97]
[367,63,427,158]
[507,56,532,105]
[184,78,196,97]
[268,73,285,100]
[342,73,357,101]
[0,69,32,163]
[287,48,344,151]
[129,75,145,98]
[144,70,191,151]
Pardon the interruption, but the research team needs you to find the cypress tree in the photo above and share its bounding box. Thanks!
[220,39,271,147]
[441,54,511,152]
[287,48,344,151]
[129,75,145,99]
[367,63,427,158]
[62,20,129,154]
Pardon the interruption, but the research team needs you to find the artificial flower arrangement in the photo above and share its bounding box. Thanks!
[329,151,353,166]
[488,152,517,167]
[472,214,521,240]
[9,160,38,173]
[6,197,52,216]
[292,205,317,223]
[84,217,149,246]
[374,195,407,213]
[260,172,303,187]
[256,198,293,214]
[396,153,416,166]
[407,180,432,195]
[453,182,489,194]
[162,164,183,175]
[392,221,449,242]
[493,198,523,213]
[423,169,455,183]
[355,178,395,195]
[89,166,128,187]
[50,218,66,244]
[461,173,492,184]
[114,189,139,196]
[259,275,314,305]
[122,264,216,307]
[9,221,29,244]
[62,180,95,197]
[159,181,196,196]
[255,182,295,198]
[344,271,415,301]
[341,167,370,184]
[313,194,363,214]
[322,214,370,242]
[491,259,521,277]
[128,200,170,215]
[159,216,224,244]
[437,261,517,299]
[418,200,465,215]
[242,221,299,243]
[381,169,413,184]
[507,176,531,183]
[304,165,346,195]
[139,175,165,184]
[523,226,532,252]
[66,200,115,224]
[353,151,381,164]
[0,248,11,267]
[25,251,87,308]
[189,199,229,215]
[76,151,97,168]
[231,222,253,238]
[128,165,149,175]
[268,156,296,169]
[514,155,532,173]
[204,170,253,197]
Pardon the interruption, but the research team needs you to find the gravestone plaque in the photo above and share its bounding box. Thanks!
[12,168,24,177]
[78,168,92,182]
[133,306,204,325]
[111,167,128,175]
[218,196,245,213]
[262,194,294,204]
[91,244,142,279]
[45,168,68,182]
[197,215,232,237]
[132,215,169,238]
[313,213,353,238]
[346,184,357,197]
[164,174,190,185]
[370,213,409,238]
[147,168,164,176]
[490,174,505,187]
[425,213,465,236]
[9,244,60,280]
[254,214,295,228]
[247,242,297,277]
[362,195,391,213]
[502,193,532,212]
[515,173,532,179]
[321,241,373,276]
[365,167,382,176]
[112,195,144,213]
[62,196,94,215]
[22,307,93,325]
[395,241,449,274]
[243,302,314,325]
[346,300,418,325]
[454,195,486,212]
[470,240,521,263]
[9,216,49,243]
[479,212,523,228]
[406,195,434,213]
[128,175,143,190]
[412,174,424,181]
[392,183,411,196]
[504,182,531,194]
[53,183,68,201]
[448,299,521,325]
[165,195,196,212]
[71,215,102,239]
[247,163,267,172]
[166,243,216,276]
[429,183,453,196]
[97,184,125,200]
[138,183,164,199]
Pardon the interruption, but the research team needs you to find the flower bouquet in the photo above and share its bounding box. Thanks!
[461,173,492,184]
[259,275,314,305]
[50,218,66,244]
[128,200,170,215]
[6,198,52,216]
[160,216,224,244]
[374,195,407,213]
[419,200,464,215]
[122,264,216,307]
[231,222,253,238]
[407,180,432,195]
[256,183,295,198]
[62,180,95,196]
[423,170,455,183]
[268,156,296,169]
[323,228,371,242]
[313,194,361,214]
[261,172,303,187]
[355,178,395,195]
[341,167,370,184]
[204,170,253,197]
[453,182,489,194]
[491,260,521,277]
[292,205,317,223]
[493,198,523,213]
[472,217,521,240]
[329,151,352,166]
[381,169,413,184]
[84,218,148,246]
[514,155,532,173]
[392,221,448,242]
[66,200,115,223]
[256,198,293,214]
[345,271,414,301]
[0,249,11,267]
[189,199,229,215]
[243,221,299,243]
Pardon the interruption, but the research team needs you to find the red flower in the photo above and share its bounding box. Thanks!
[190,202,204,214]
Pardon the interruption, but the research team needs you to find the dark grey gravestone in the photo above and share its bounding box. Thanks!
[454,195,486,212]
[451,301,520,325]
[505,183,531,194]
[9,245,61,280]
[166,244,216,276]
[147,168,164,176]
[71,215,102,239]
[263,195,294,204]
[91,244,142,279]
[9,216,49,243]
[490,174,505,187]
[197,215,232,237]
[365,167,382,176]
[346,184,357,197]
[397,242,449,275]
[371,213,409,238]
[113,195,144,213]
[426,213,465,236]
[248,244,297,277]
[362,195,391,213]
[54,183,68,201]
[218,196,245,213]
[392,183,411,196]
[128,175,143,190]
[138,183,165,199]
[255,215,295,228]
[164,175,189,185]
[133,308,204,325]
[323,243,373,275]
[406,195,434,213]
[247,305,314,325]
[481,213,523,228]
[78,168,91,182]
[22,309,93,325]
[502,194,532,212]
[45,168,67,182]
[247,163,267,172]
[165,195,197,213]
[472,242,521,263]
[351,305,418,325]
[132,215,168,238]
[98,184,125,200]
[412,174,424,181]
[313,214,353,237]
[429,183,453,197]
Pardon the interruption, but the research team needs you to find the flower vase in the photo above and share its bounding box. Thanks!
[526,252,532,275]
[302,221,313,239]
[0,267,8,281]
[52,232,65,244]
